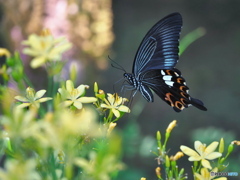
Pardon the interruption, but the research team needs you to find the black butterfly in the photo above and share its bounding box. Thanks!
[123,12,207,112]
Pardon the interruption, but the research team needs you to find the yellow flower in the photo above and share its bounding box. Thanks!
[0,159,41,180]
[0,48,11,58]
[180,141,222,169]
[22,29,72,68]
[195,168,227,180]
[58,80,97,109]
[15,87,52,109]
[100,93,130,118]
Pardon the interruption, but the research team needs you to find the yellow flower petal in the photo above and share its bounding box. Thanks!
[17,103,31,108]
[73,101,83,109]
[194,172,203,180]
[205,141,219,154]
[76,84,86,95]
[61,100,73,107]
[107,93,115,105]
[118,105,130,113]
[35,90,47,100]
[112,108,120,118]
[50,42,72,54]
[194,141,204,155]
[66,80,74,92]
[30,56,46,68]
[15,96,29,102]
[22,48,40,56]
[201,159,212,169]
[189,156,201,161]
[180,145,200,158]
[36,97,52,103]
[78,97,97,103]
[205,152,222,160]
[100,103,110,109]
[200,167,209,177]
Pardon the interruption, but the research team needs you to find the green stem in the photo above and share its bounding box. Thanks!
[107,109,114,123]
[47,75,54,111]
[23,74,34,87]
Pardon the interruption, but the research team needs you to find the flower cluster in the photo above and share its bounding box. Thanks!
[142,120,237,180]
[0,29,130,180]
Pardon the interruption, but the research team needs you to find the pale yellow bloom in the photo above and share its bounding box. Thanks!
[0,159,41,180]
[180,141,222,169]
[15,87,52,109]
[0,48,11,58]
[195,168,227,180]
[100,93,130,118]
[58,80,97,109]
[22,29,72,68]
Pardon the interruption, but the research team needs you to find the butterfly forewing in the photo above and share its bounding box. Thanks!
[133,13,182,75]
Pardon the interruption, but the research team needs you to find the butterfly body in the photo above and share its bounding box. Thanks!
[123,12,207,112]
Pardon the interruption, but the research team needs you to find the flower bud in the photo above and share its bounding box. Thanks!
[228,142,235,154]
[171,151,184,161]
[232,140,240,146]
[107,122,117,136]
[219,138,224,153]
[157,131,161,141]
[166,120,177,133]
[165,155,170,168]
[94,82,99,94]
[155,167,161,178]
[179,168,185,176]
[69,62,78,82]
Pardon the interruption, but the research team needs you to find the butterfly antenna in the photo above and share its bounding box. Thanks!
[108,55,126,73]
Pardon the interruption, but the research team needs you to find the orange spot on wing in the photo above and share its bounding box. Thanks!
[165,93,174,106]
[180,92,189,98]
[165,70,172,75]
[175,101,185,110]
[177,78,184,84]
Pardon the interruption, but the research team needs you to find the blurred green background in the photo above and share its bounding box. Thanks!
[0,0,239,179]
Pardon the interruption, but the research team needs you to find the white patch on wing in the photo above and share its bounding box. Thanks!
[174,72,179,76]
[163,75,172,81]
[161,70,166,75]
[165,81,174,86]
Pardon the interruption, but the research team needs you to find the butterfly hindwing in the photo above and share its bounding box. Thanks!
[139,69,207,112]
